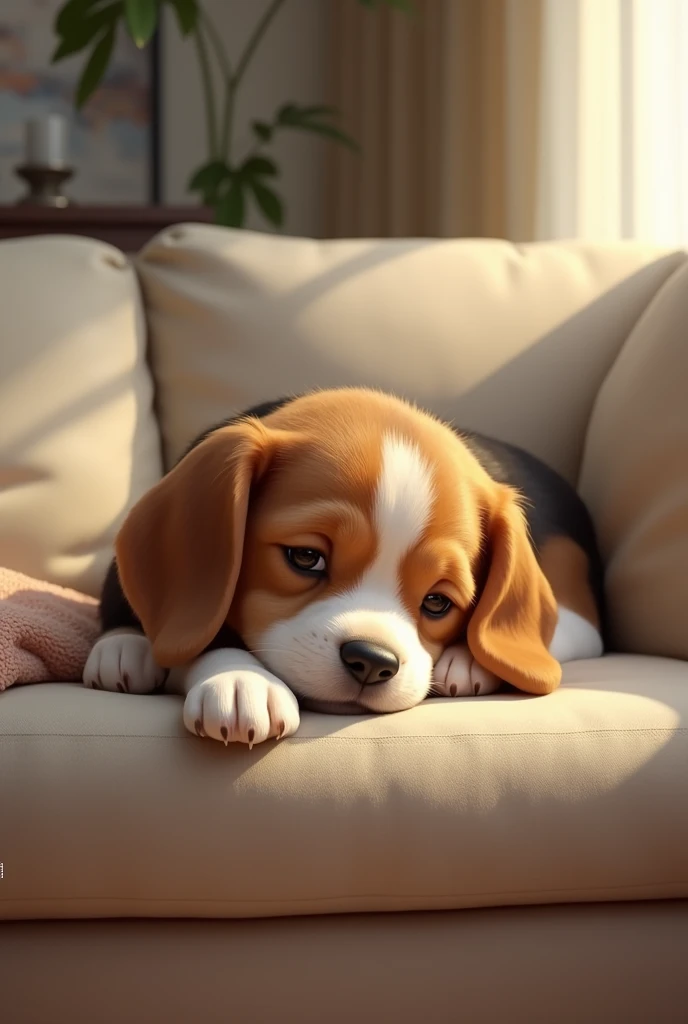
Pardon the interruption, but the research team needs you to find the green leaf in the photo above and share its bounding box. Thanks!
[167,0,198,35]
[52,35,91,61]
[75,25,116,108]
[276,103,298,125]
[281,119,359,152]
[239,155,278,179]
[188,160,231,203]
[275,104,348,130]
[357,0,413,9]
[272,103,359,151]
[250,179,284,228]
[291,105,339,120]
[188,160,231,192]
[252,120,273,144]
[55,0,102,38]
[51,1,121,61]
[215,177,245,228]
[124,0,158,48]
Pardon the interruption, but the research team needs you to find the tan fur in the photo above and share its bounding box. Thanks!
[115,389,564,694]
[116,419,301,666]
[467,493,560,695]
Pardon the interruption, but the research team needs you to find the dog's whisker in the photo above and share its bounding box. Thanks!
[251,640,319,655]
[249,646,312,659]
[249,646,294,655]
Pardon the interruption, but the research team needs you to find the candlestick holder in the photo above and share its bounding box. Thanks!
[15,164,75,208]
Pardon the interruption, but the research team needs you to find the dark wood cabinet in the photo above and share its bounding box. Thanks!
[0,205,215,252]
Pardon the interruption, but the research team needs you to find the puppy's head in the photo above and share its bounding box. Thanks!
[116,390,560,712]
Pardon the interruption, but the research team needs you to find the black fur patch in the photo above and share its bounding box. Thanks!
[457,430,606,641]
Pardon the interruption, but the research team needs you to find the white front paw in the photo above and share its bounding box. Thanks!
[433,644,501,697]
[83,632,167,694]
[183,666,300,747]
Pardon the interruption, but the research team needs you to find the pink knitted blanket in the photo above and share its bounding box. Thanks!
[0,567,100,691]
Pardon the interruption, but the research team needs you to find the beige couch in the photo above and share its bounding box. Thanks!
[1,227,687,1023]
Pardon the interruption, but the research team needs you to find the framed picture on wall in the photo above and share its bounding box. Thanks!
[0,0,160,204]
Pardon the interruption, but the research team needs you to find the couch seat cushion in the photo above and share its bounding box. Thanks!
[1,654,686,921]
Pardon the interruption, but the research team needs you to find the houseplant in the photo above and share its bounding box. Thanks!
[52,0,410,228]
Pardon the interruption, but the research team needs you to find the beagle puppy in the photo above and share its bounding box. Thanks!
[84,388,604,746]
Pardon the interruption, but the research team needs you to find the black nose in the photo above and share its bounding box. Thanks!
[339,640,400,686]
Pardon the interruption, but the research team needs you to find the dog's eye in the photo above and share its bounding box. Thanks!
[421,593,454,618]
[284,547,327,575]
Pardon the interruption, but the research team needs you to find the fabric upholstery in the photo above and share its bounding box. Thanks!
[0,236,162,597]
[136,225,683,480]
[580,259,688,661]
[2,903,687,1024]
[2,655,687,921]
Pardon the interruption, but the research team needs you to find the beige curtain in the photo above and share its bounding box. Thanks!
[535,0,688,245]
[324,0,543,239]
[326,0,688,245]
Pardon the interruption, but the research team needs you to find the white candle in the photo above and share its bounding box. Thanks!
[25,115,68,167]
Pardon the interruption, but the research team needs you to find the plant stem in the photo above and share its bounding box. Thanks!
[221,82,236,163]
[234,0,287,87]
[193,18,219,160]
[199,7,232,81]
[220,0,288,161]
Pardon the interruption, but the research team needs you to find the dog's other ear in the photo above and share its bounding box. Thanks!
[116,419,281,668]
[467,489,561,695]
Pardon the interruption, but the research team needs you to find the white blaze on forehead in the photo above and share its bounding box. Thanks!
[256,432,438,711]
[366,433,435,591]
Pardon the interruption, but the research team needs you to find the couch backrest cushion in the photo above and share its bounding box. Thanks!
[0,236,162,597]
[579,260,688,660]
[137,225,683,481]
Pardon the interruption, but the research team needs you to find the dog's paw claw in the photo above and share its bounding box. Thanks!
[433,645,501,698]
[83,633,167,695]
[183,667,300,747]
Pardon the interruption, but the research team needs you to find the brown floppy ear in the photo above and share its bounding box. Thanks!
[116,419,278,668]
[467,488,561,695]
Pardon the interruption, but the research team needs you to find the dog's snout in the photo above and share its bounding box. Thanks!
[339,640,400,686]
